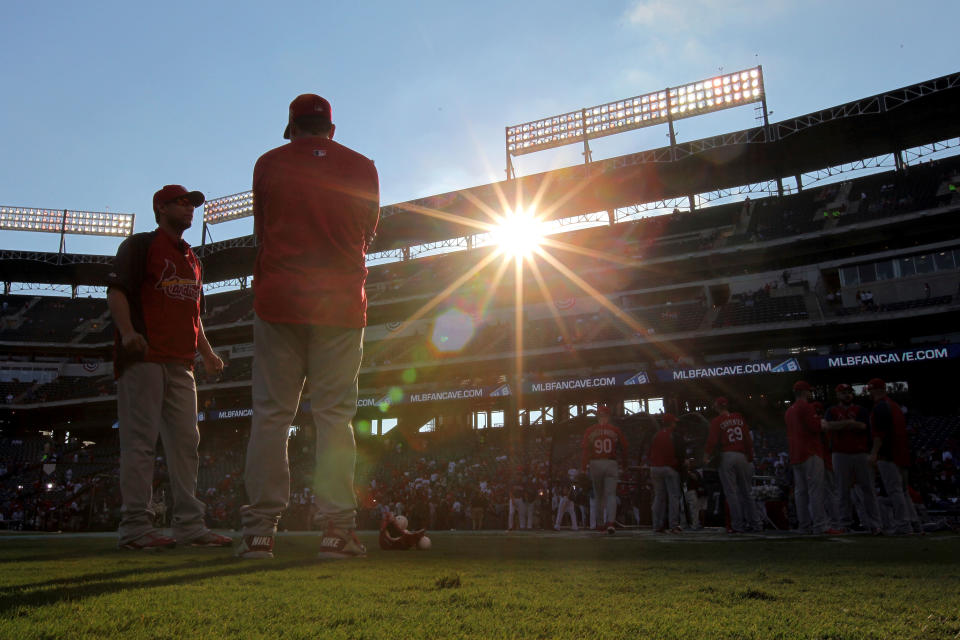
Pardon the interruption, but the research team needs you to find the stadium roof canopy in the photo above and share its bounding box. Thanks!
[1,71,958,287]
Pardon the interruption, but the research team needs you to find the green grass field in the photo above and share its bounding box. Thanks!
[1,530,958,639]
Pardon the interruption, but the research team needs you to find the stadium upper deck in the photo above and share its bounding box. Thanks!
[1,70,957,286]
[1,71,960,435]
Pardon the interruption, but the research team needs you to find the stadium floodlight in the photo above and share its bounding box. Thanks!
[506,66,765,158]
[204,190,254,225]
[0,206,134,237]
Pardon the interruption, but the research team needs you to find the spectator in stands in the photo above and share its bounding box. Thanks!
[240,94,379,560]
[107,184,230,551]
[553,480,578,531]
[507,472,527,531]
[868,378,921,535]
[470,490,488,530]
[681,458,706,530]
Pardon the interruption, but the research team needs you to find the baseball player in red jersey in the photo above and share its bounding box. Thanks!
[239,94,379,560]
[825,383,881,533]
[814,401,842,530]
[648,414,683,533]
[867,378,921,534]
[581,406,628,534]
[704,398,763,533]
[786,381,842,535]
[108,185,229,551]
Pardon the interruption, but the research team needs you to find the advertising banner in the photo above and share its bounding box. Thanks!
[806,344,960,370]
[655,357,800,382]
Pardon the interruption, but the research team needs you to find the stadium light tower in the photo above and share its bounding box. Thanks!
[504,66,766,178]
[200,190,254,245]
[0,205,134,253]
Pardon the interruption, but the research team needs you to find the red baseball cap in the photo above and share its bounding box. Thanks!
[792,380,811,392]
[153,185,204,214]
[835,383,853,394]
[283,94,332,139]
[866,378,886,391]
[714,397,728,407]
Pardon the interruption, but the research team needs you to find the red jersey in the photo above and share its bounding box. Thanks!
[705,412,754,461]
[870,396,910,467]
[648,426,679,468]
[785,398,824,464]
[253,136,380,327]
[825,403,871,454]
[107,229,203,377]
[581,422,629,470]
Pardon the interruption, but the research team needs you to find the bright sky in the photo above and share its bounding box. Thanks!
[1,1,957,259]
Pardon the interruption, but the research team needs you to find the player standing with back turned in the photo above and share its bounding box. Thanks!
[786,381,842,535]
[581,405,628,534]
[704,397,763,533]
[238,94,380,559]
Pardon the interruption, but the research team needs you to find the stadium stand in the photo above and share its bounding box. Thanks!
[713,293,808,328]
[2,71,960,533]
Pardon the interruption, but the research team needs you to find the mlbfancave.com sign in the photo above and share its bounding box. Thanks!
[528,376,618,393]
[656,358,800,382]
[351,345,958,412]
[807,344,960,370]
[408,389,484,403]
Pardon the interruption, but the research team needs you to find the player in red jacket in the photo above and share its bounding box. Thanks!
[581,406,628,534]
[649,414,683,533]
[867,378,921,534]
[786,381,842,535]
[705,397,763,533]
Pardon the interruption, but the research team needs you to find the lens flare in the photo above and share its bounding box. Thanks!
[430,308,476,353]
[493,208,544,259]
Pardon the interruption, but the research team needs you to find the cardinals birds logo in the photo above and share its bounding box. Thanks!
[155,259,201,302]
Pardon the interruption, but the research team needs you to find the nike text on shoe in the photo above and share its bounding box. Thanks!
[236,534,275,559]
[317,528,367,559]
[119,532,177,551]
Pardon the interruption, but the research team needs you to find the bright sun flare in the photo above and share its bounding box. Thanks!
[492,208,544,259]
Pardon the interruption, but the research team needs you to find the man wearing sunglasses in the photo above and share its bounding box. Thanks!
[107,184,228,550]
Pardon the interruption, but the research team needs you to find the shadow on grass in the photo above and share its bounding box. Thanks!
[0,549,123,564]
[0,555,239,593]
[2,558,311,615]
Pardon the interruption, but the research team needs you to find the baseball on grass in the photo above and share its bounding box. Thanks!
[417,535,432,550]
[394,515,408,530]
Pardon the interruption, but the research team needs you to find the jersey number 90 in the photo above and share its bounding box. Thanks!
[594,438,614,455]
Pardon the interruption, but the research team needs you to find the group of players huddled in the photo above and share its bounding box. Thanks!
[578,377,922,536]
